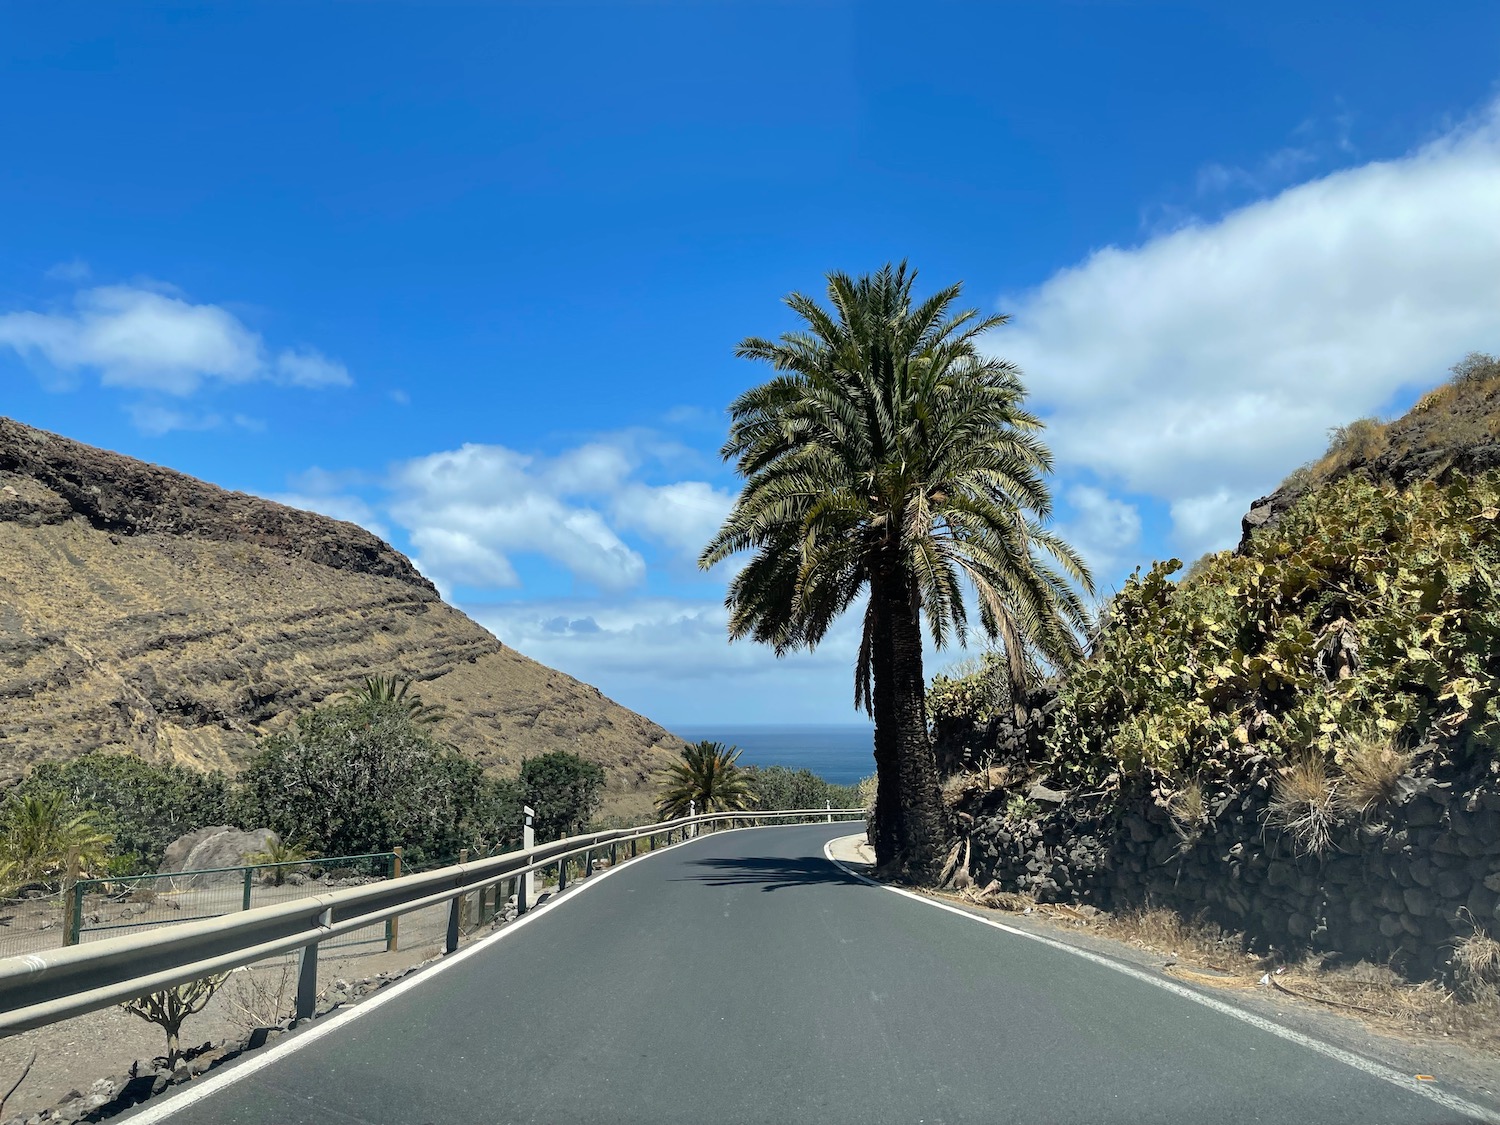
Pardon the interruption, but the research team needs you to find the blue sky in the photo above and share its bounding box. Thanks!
[4,2,1500,726]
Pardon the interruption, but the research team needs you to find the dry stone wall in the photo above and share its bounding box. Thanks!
[970,754,1500,978]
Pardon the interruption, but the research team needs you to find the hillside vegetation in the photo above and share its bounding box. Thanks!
[934,354,1500,806]
[1049,472,1499,798]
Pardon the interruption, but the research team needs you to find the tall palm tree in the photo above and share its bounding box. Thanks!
[700,263,1093,881]
[353,674,447,725]
[656,741,757,819]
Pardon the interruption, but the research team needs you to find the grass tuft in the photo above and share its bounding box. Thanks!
[1167,780,1207,841]
[1267,755,1340,855]
[1453,921,1500,1003]
[1335,733,1412,813]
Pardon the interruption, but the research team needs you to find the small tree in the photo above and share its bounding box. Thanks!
[236,698,481,865]
[520,752,604,841]
[0,793,112,888]
[120,975,229,1068]
[656,741,755,819]
[351,675,447,725]
[242,836,315,886]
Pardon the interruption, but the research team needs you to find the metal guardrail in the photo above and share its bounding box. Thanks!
[0,808,864,1036]
[66,852,399,950]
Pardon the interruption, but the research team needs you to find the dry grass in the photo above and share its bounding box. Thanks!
[940,767,1011,807]
[223,962,296,1035]
[940,880,1500,1053]
[1098,905,1252,972]
[1267,755,1341,854]
[1309,417,1389,482]
[1453,922,1500,1004]
[1336,733,1413,813]
[1167,781,1206,840]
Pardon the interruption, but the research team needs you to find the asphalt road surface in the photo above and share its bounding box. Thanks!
[132,824,1487,1125]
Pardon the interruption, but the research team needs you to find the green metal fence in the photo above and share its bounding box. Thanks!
[64,851,400,952]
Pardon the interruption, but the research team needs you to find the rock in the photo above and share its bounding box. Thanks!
[1435,869,1469,899]
[1403,886,1437,917]
[159,827,278,884]
[1027,781,1067,805]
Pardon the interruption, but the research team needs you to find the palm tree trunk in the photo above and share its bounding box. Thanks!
[868,564,947,883]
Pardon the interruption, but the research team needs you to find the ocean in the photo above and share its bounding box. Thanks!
[669,724,875,786]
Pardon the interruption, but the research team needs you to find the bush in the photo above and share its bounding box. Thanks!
[236,698,483,866]
[743,765,861,811]
[519,751,604,842]
[8,753,230,872]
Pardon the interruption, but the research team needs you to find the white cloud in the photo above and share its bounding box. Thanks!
[1058,484,1142,575]
[1169,490,1256,561]
[1002,99,1500,555]
[382,433,737,596]
[274,347,352,388]
[389,443,648,594]
[466,596,866,724]
[126,404,224,436]
[0,281,353,402]
[612,480,734,559]
[44,259,91,283]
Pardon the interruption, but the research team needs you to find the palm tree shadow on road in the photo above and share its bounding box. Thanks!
[673,854,869,892]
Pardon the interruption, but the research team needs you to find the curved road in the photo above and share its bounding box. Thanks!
[131,824,1485,1125]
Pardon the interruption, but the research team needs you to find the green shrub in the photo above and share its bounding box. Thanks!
[236,698,483,866]
[519,751,605,842]
[1046,473,1500,793]
[742,764,860,811]
[8,752,230,871]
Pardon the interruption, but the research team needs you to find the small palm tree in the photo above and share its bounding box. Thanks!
[242,836,316,886]
[353,674,447,724]
[1,792,112,887]
[656,741,757,819]
[701,263,1093,881]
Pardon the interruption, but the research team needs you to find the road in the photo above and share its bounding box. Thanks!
[131,823,1484,1125]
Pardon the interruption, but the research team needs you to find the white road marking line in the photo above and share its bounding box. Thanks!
[125,826,760,1123]
[823,837,1500,1125]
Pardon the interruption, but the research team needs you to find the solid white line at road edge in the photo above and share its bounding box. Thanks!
[120,825,767,1124]
[822,837,1500,1125]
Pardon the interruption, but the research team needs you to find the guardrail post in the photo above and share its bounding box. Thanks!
[630,837,638,858]
[386,847,402,953]
[445,894,461,954]
[296,908,329,1020]
[517,870,529,915]
[609,841,617,866]
[581,848,591,879]
[522,806,535,910]
[558,857,568,892]
[457,849,470,932]
[826,800,832,823]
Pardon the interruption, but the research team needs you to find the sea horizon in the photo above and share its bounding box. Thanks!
[667,722,875,787]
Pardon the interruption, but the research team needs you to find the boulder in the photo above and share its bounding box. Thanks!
[159,826,278,886]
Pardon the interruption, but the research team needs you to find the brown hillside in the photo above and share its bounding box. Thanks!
[0,417,681,816]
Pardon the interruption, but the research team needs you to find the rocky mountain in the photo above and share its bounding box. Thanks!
[0,417,682,817]
[1241,353,1500,546]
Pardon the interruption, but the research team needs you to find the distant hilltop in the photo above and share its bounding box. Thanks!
[0,416,681,816]
[1241,352,1500,546]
